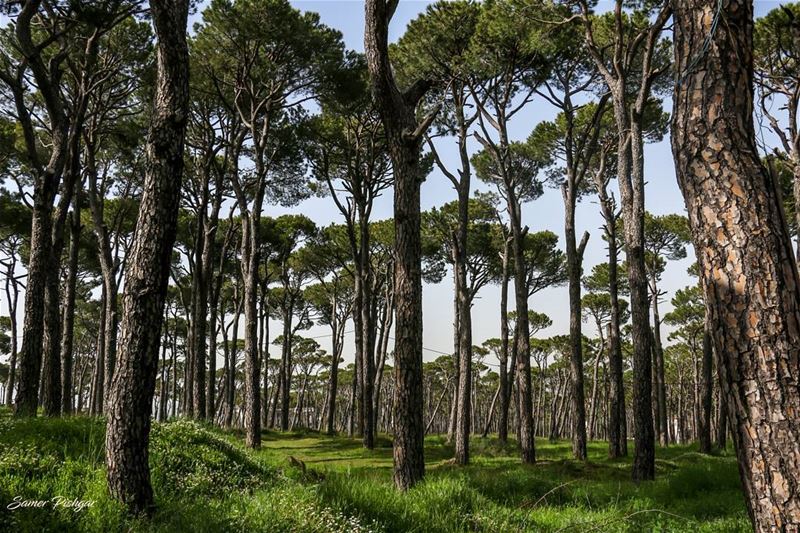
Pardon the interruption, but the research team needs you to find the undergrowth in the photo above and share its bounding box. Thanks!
[0,408,750,532]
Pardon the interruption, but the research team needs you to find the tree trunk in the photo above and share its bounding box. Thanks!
[651,285,669,447]
[672,0,800,526]
[325,301,340,435]
[498,237,511,443]
[605,219,627,457]
[359,213,375,449]
[60,195,81,415]
[365,0,433,491]
[614,97,655,480]
[698,319,714,454]
[454,183,473,465]
[509,195,535,464]
[241,213,261,447]
[15,186,56,416]
[564,182,588,460]
[105,1,189,514]
[4,255,19,407]
[279,294,294,431]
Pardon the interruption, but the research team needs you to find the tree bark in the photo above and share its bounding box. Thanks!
[650,284,669,447]
[498,237,511,443]
[509,196,535,464]
[698,318,714,454]
[4,254,20,407]
[564,180,589,460]
[672,0,800,526]
[105,0,189,514]
[60,192,81,415]
[365,0,434,491]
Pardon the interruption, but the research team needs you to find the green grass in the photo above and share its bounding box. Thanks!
[0,408,750,532]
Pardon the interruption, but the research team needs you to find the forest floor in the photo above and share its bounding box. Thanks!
[0,408,749,532]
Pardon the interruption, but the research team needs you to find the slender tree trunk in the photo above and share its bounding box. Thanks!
[605,222,627,457]
[498,238,511,443]
[360,213,375,449]
[190,196,208,420]
[372,286,392,431]
[509,196,535,464]
[698,319,714,453]
[60,194,81,415]
[672,0,800,525]
[454,183,473,465]
[4,256,19,407]
[588,332,605,441]
[325,301,340,435]
[105,1,189,514]
[279,295,294,431]
[651,286,668,447]
[91,289,107,416]
[564,181,588,460]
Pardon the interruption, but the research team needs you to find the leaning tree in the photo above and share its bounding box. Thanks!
[105,0,190,515]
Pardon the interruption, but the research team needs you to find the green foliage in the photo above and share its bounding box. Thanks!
[521,230,567,295]
[664,285,705,350]
[392,0,481,88]
[148,420,274,498]
[754,3,800,83]
[472,142,547,203]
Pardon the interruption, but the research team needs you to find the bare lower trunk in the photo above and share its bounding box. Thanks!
[4,257,19,407]
[60,200,81,415]
[105,1,189,514]
[564,185,588,460]
[651,292,668,447]
[698,319,713,454]
[454,181,473,465]
[365,0,431,491]
[498,239,511,443]
[509,196,535,464]
[15,193,56,416]
[672,0,800,526]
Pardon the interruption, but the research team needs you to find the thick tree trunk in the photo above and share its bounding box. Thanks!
[613,94,655,480]
[15,188,56,416]
[241,213,261,448]
[105,1,189,514]
[365,0,432,491]
[672,0,800,526]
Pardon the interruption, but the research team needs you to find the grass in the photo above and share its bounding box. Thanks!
[0,408,750,532]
